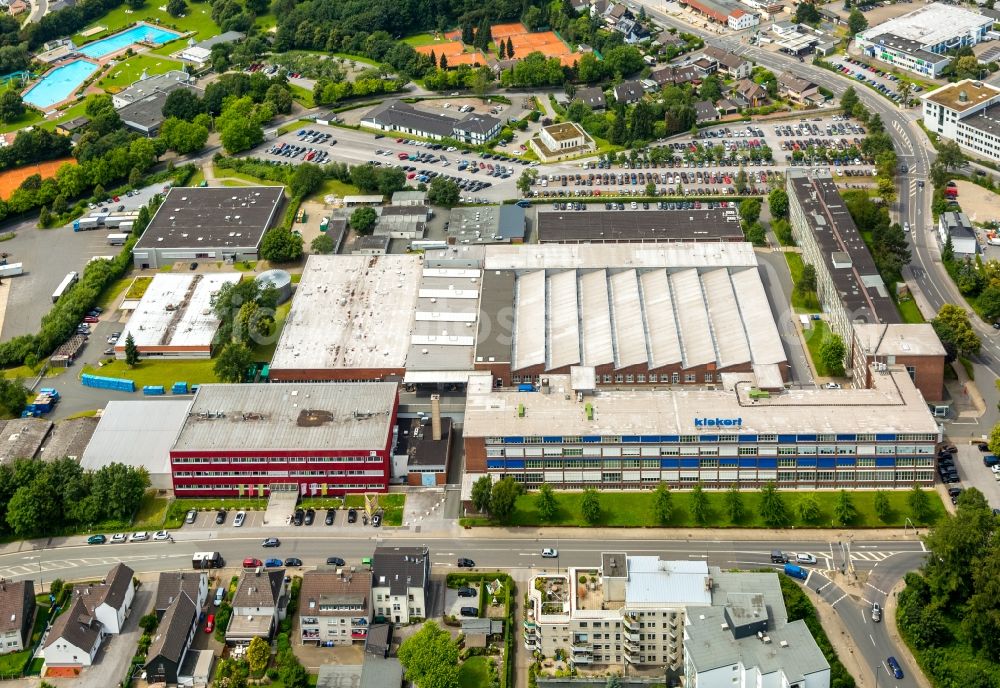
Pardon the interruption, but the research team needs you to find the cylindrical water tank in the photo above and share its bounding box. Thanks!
[254,269,292,304]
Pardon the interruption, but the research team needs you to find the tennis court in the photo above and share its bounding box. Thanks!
[414,41,466,57]
[0,159,72,199]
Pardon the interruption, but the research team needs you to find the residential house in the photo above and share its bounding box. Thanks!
[591,0,609,18]
[938,211,978,256]
[365,623,393,658]
[7,0,27,16]
[453,113,502,144]
[703,46,752,78]
[299,569,373,646]
[154,571,208,620]
[460,618,504,648]
[144,591,198,685]
[371,546,429,624]
[728,8,759,30]
[75,563,134,635]
[612,79,645,104]
[575,86,607,110]
[0,580,35,655]
[616,17,650,43]
[716,97,740,115]
[226,568,288,644]
[694,100,720,123]
[42,596,104,677]
[54,116,90,139]
[691,56,719,77]
[778,72,820,104]
[604,2,629,26]
[732,78,768,107]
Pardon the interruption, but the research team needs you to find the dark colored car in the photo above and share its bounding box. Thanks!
[265,558,283,568]
[457,587,477,597]
[457,558,475,568]
[325,509,336,525]
[886,657,903,679]
[304,508,315,525]
[262,537,280,548]
[460,607,479,617]
[189,262,198,270]
[348,508,358,523]
[326,557,346,566]
[292,508,304,526]
[87,534,106,544]
[372,513,382,528]
[984,455,999,467]
[215,510,227,525]
[284,558,303,567]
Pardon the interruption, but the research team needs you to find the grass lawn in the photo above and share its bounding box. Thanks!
[803,320,838,377]
[165,497,268,528]
[331,52,379,66]
[0,108,44,134]
[277,119,313,135]
[464,488,945,528]
[2,364,64,380]
[251,301,291,362]
[298,497,346,510]
[73,5,221,44]
[39,97,95,132]
[213,168,276,186]
[188,168,206,187]
[288,83,315,108]
[124,275,153,299]
[344,493,406,525]
[784,253,820,312]
[402,33,441,47]
[221,179,254,187]
[896,296,925,323]
[0,601,51,677]
[96,273,134,309]
[81,358,219,388]
[314,178,361,199]
[133,491,170,529]
[458,656,491,688]
[96,54,184,92]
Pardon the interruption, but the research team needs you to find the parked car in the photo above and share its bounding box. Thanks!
[243,557,263,568]
[326,557,346,566]
[131,531,149,541]
[215,510,227,525]
[185,509,197,524]
[457,587,477,597]
[111,533,127,543]
[371,513,381,528]
[457,558,476,568]
[460,607,479,617]
[153,530,169,541]
[304,508,316,525]
[292,508,304,526]
[348,508,358,523]
[214,588,225,606]
[264,558,283,568]
[541,548,558,558]
[284,558,303,567]
[87,534,106,544]
[234,511,246,527]
[325,509,336,525]
[262,537,280,548]
[205,614,215,633]
[984,455,999,467]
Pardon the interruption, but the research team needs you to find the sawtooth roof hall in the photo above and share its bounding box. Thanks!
[268,244,788,388]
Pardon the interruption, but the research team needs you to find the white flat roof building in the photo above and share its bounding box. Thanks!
[922,79,1000,162]
[115,273,241,359]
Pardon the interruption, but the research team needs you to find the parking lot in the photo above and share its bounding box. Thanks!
[943,443,1000,511]
[0,182,168,341]
[444,581,481,619]
[182,504,384,532]
[826,56,917,104]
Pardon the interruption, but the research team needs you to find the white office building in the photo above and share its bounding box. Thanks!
[921,79,1000,162]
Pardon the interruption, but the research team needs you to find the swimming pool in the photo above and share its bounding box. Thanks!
[78,24,181,58]
[23,59,98,109]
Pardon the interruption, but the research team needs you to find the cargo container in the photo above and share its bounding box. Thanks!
[192,551,225,569]
[104,212,141,229]
[107,233,129,246]
[81,373,136,392]
[0,263,23,277]
[52,271,78,302]
[784,563,808,580]
[73,217,101,231]
[143,385,165,395]
[172,382,189,394]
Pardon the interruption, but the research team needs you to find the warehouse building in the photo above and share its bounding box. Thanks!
[856,3,992,77]
[115,273,241,359]
[112,70,199,109]
[169,382,398,497]
[536,208,744,244]
[786,169,900,352]
[463,363,939,490]
[132,186,284,269]
[447,205,526,244]
[921,80,1000,163]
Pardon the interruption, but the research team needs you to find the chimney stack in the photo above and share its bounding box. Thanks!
[430,394,442,441]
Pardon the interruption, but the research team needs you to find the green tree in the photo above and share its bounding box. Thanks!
[797,494,821,523]
[427,177,460,207]
[819,333,847,377]
[490,477,522,523]
[138,613,159,633]
[847,8,868,34]
[166,0,187,16]
[759,482,788,527]
[652,482,672,524]
[398,622,460,688]
[954,55,982,81]
[471,475,493,514]
[768,188,789,219]
[874,490,891,523]
[908,484,931,523]
[840,86,859,113]
[160,118,209,155]
[932,303,981,358]
[0,90,24,123]
[279,663,309,688]
[795,1,820,24]
[376,166,407,197]
[942,232,954,263]
[517,168,538,196]
[734,167,748,194]
[684,480,708,525]
[124,332,139,366]
[162,88,203,121]
[798,263,817,295]
[923,488,994,603]
[289,163,327,197]
[581,487,601,524]
[739,197,762,225]
[247,636,270,674]
[349,206,378,235]
[49,579,64,600]
[259,228,303,262]
[214,341,253,383]
[937,139,965,170]
[725,485,745,524]
[350,164,380,193]
[310,233,335,254]
[537,483,557,521]
[834,490,857,526]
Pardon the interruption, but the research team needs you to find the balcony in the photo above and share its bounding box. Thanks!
[524,636,538,650]
[523,619,537,632]
[622,614,639,631]
[571,646,593,665]
[624,630,640,643]
[623,645,636,664]
[624,639,640,653]
[571,643,593,655]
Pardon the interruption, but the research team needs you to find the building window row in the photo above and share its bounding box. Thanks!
[173,455,383,464]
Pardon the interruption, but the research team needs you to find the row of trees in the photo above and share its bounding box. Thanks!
[471,478,937,526]
[0,457,149,537]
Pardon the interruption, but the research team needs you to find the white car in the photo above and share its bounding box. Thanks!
[824,382,842,390]
[796,553,817,565]
[903,221,910,233]
[131,531,149,542]
[541,548,559,558]
[152,530,170,541]
[111,533,127,543]
[234,511,246,527]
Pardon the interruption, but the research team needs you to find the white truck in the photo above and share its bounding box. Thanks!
[0,262,23,277]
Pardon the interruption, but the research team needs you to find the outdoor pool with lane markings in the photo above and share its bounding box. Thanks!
[78,24,181,58]
[22,59,98,109]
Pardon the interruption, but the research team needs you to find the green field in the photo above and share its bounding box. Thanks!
[133,491,170,529]
[81,357,219,387]
[402,33,442,47]
[896,296,925,323]
[2,364,64,380]
[784,252,820,312]
[288,83,315,108]
[463,488,945,528]
[803,320,839,378]
[251,301,291,362]
[0,108,43,134]
[458,656,490,688]
[39,97,93,132]
[315,178,362,199]
[124,275,153,299]
[97,54,185,92]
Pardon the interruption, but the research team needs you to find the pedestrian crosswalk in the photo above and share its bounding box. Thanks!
[793,550,897,563]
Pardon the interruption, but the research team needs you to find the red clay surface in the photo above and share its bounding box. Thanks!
[0,158,73,200]
[432,22,584,68]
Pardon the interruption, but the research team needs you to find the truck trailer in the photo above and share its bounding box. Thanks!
[192,551,225,569]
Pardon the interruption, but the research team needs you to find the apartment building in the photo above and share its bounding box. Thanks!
[371,547,429,624]
[299,569,372,646]
[921,80,1000,163]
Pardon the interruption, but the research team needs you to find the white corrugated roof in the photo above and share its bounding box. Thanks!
[514,270,546,370]
[548,270,581,370]
[639,270,682,369]
[579,270,614,367]
[610,270,647,369]
[732,269,787,365]
[702,269,751,369]
[671,269,716,368]
[625,557,712,606]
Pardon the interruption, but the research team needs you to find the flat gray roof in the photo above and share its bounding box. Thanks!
[853,323,946,358]
[135,186,283,252]
[119,91,170,133]
[81,400,191,476]
[536,208,744,243]
[171,383,397,452]
[858,2,991,48]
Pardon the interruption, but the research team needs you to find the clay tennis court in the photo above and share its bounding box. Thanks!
[491,22,530,39]
[431,21,585,68]
[0,159,73,200]
[414,41,466,57]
